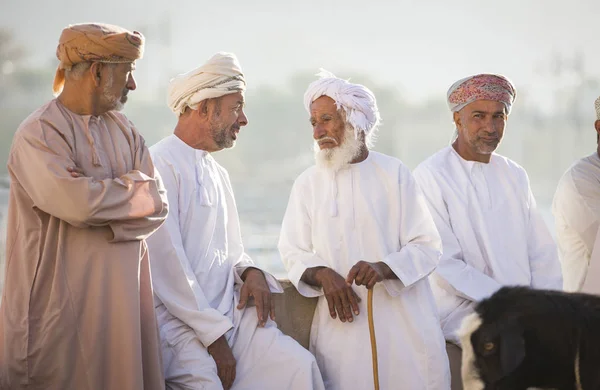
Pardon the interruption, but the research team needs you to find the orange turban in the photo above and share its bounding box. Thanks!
[53,23,145,95]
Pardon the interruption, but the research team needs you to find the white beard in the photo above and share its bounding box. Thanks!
[314,126,363,171]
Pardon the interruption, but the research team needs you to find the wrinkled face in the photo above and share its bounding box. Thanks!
[209,92,248,150]
[310,96,346,150]
[100,62,137,111]
[455,100,507,156]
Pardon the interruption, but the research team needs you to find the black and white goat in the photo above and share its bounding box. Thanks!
[459,286,600,390]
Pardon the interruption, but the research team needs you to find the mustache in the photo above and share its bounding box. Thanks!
[317,136,338,145]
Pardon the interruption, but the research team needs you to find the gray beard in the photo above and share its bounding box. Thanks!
[314,126,363,171]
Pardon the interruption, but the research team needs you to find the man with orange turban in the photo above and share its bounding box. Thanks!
[0,23,168,390]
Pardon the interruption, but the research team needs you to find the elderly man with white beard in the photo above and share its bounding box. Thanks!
[278,70,451,390]
[145,52,325,390]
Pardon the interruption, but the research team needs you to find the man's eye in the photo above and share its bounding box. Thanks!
[483,342,495,351]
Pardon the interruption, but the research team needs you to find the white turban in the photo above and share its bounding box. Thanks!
[595,96,600,120]
[303,69,381,141]
[167,52,246,116]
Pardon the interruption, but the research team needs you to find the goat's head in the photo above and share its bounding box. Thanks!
[459,311,526,390]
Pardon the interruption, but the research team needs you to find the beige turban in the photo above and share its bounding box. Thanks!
[167,52,246,116]
[595,96,600,120]
[53,23,145,95]
[447,74,516,114]
[303,69,381,141]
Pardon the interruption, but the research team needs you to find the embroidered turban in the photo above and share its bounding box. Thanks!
[595,96,600,120]
[53,23,145,95]
[303,69,381,141]
[447,74,516,114]
[167,52,246,116]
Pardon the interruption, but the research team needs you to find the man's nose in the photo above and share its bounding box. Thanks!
[313,125,326,140]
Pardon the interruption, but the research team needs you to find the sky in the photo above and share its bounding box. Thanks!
[2,0,599,105]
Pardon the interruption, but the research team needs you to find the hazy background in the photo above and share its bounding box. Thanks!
[1,0,599,293]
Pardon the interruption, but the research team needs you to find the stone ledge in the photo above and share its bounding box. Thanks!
[272,280,317,349]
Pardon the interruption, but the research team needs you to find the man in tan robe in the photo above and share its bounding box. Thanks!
[0,23,168,390]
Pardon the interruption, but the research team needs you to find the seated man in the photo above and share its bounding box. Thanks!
[413,73,563,389]
[146,52,325,390]
[552,96,600,293]
[279,70,450,390]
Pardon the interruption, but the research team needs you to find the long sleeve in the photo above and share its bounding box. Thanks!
[552,169,599,292]
[146,158,233,348]
[278,179,330,298]
[525,180,563,290]
[8,122,165,229]
[413,166,502,302]
[219,167,282,293]
[379,169,443,297]
[108,135,169,242]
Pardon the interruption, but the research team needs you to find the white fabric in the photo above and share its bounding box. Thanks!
[581,228,600,295]
[146,135,324,389]
[279,151,451,390]
[413,146,562,344]
[552,152,600,292]
[303,69,380,141]
[157,305,323,390]
[167,52,246,116]
[595,96,600,120]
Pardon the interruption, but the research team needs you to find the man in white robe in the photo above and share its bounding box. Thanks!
[278,70,451,390]
[552,96,600,293]
[413,73,563,389]
[145,52,324,390]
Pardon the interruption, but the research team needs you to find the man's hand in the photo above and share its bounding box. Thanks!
[237,268,274,327]
[67,166,85,178]
[316,267,361,323]
[207,336,236,390]
[346,261,393,289]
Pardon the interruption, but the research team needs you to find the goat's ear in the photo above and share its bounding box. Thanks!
[499,324,525,376]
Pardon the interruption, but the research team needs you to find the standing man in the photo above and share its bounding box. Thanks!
[413,74,563,389]
[0,23,168,390]
[146,52,324,390]
[552,96,600,293]
[278,70,450,390]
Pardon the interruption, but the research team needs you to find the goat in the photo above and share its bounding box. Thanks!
[458,286,600,390]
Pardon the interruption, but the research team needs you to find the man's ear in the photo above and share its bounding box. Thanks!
[499,323,525,377]
[594,120,600,143]
[197,100,209,118]
[89,62,103,87]
[453,111,462,131]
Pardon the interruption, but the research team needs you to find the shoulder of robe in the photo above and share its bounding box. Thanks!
[413,149,449,184]
[212,159,229,177]
[493,153,529,182]
[568,155,600,185]
[106,111,142,141]
[563,156,600,204]
[369,151,409,181]
[293,165,318,189]
[370,150,404,167]
[11,100,75,154]
[149,138,194,180]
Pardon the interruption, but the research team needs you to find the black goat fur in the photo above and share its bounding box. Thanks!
[466,286,600,390]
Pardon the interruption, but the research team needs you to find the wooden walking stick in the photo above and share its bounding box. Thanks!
[367,288,380,390]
